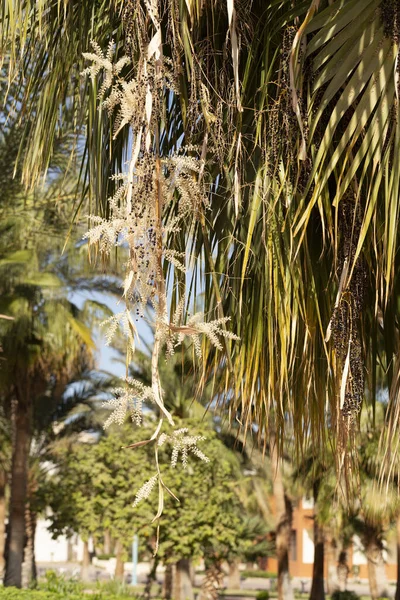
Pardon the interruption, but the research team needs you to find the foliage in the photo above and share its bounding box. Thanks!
[242,571,276,580]
[255,592,270,600]
[0,588,144,600]
[45,418,255,564]
[0,572,151,599]
[37,571,83,595]
[0,122,99,419]
[331,592,359,600]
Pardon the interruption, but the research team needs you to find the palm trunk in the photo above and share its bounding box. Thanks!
[366,537,387,600]
[395,514,400,600]
[114,539,124,581]
[173,559,194,600]
[31,514,37,582]
[0,469,6,579]
[325,532,338,594]
[367,550,379,600]
[21,503,35,588]
[309,509,325,600]
[337,550,349,591]
[228,559,241,589]
[271,441,294,600]
[198,562,224,600]
[4,401,30,588]
[81,539,91,582]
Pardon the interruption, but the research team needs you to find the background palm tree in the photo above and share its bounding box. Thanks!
[0,121,114,587]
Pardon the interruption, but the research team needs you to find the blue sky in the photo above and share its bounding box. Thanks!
[68,287,153,380]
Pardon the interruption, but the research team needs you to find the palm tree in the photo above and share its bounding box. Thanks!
[0,282,96,587]
[23,373,113,587]
[0,110,120,587]
[5,19,400,600]
[4,0,400,464]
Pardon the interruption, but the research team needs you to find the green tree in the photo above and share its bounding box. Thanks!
[45,418,257,600]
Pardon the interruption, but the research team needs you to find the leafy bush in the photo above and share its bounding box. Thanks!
[38,570,83,595]
[96,554,115,561]
[256,592,270,600]
[242,570,276,579]
[0,590,82,600]
[331,592,359,600]
[0,583,145,600]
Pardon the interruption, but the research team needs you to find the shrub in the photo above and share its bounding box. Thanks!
[0,586,143,600]
[96,554,115,561]
[242,570,276,579]
[0,590,75,600]
[331,592,359,600]
[38,570,83,595]
[256,592,270,600]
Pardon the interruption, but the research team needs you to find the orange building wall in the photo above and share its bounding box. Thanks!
[262,498,397,581]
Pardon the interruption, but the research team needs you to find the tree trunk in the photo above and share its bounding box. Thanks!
[103,529,112,555]
[81,539,91,582]
[114,539,124,581]
[173,559,194,600]
[163,563,173,600]
[325,532,338,594]
[21,504,35,588]
[367,551,379,600]
[309,503,325,600]
[31,514,37,583]
[67,538,74,562]
[0,469,6,579]
[144,555,159,600]
[198,562,224,600]
[337,550,349,591]
[270,441,294,600]
[4,402,30,588]
[228,559,241,589]
[395,514,400,600]
[366,538,388,600]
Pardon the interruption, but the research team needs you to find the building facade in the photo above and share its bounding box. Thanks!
[263,497,397,581]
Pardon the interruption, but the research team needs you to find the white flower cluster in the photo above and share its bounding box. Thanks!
[82,30,239,528]
[165,298,240,358]
[132,474,158,507]
[82,40,131,100]
[102,380,155,428]
[132,429,209,509]
[169,428,209,468]
[82,41,238,373]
